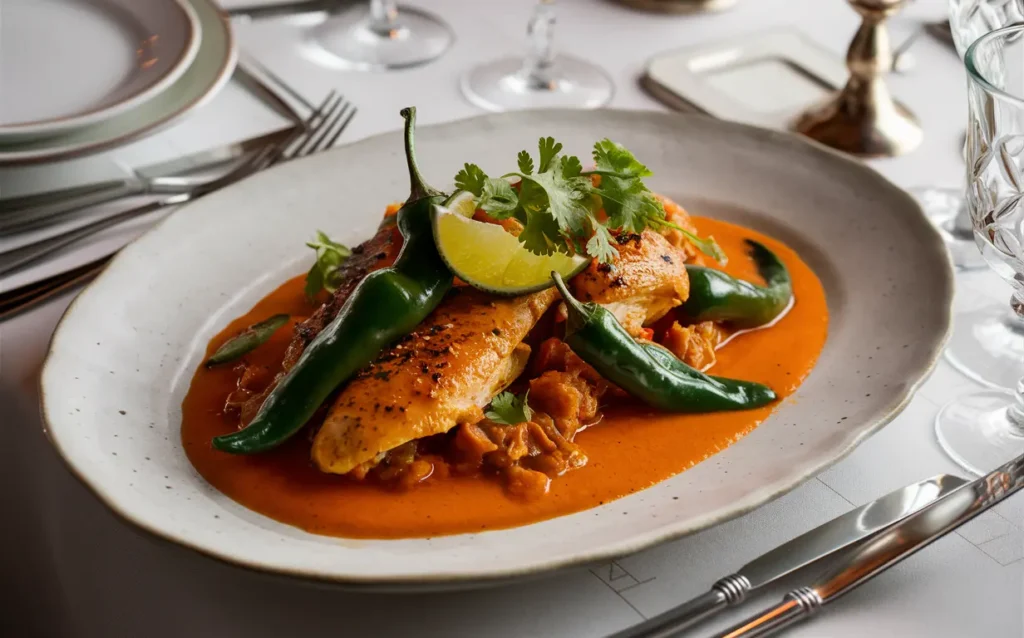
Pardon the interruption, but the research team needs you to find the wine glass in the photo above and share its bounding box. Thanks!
[912,0,1022,272]
[303,0,453,71]
[937,0,1024,392]
[936,22,1024,474]
[460,0,614,112]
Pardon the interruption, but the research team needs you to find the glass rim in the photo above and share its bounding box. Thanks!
[965,23,1024,105]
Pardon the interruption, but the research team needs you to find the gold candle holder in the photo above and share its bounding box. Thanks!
[794,0,922,158]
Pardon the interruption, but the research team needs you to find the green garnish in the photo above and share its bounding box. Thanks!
[453,138,724,264]
[485,390,533,425]
[679,228,727,265]
[304,230,351,300]
[205,314,290,367]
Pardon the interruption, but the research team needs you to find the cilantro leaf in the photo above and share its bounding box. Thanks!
[586,224,618,264]
[519,209,562,256]
[517,150,534,175]
[592,139,652,177]
[560,155,582,178]
[595,175,666,233]
[304,262,324,300]
[455,136,681,265]
[454,163,487,196]
[479,178,519,217]
[538,137,562,173]
[520,169,592,238]
[485,390,533,425]
[676,227,727,264]
[304,230,351,300]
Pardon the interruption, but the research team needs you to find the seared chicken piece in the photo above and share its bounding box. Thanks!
[662,321,724,371]
[571,229,689,336]
[654,194,702,261]
[312,287,558,475]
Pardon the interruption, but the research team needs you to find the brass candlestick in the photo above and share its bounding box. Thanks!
[794,0,922,157]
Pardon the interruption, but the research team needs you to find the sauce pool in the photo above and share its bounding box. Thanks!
[181,217,828,538]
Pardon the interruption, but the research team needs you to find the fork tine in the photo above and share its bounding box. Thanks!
[301,100,353,157]
[318,103,357,154]
[263,91,338,169]
[286,94,342,160]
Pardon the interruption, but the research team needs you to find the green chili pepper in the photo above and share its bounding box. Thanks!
[212,107,453,454]
[551,272,776,413]
[205,314,290,367]
[680,239,792,329]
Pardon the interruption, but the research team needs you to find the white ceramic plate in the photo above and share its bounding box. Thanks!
[0,0,201,142]
[0,0,235,165]
[40,110,953,587]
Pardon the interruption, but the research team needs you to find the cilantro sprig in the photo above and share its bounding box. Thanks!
[485,390,533,426]
[304,230,351,300]
[453,137,723,264]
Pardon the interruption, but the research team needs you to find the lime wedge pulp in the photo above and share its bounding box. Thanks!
[433,191,590,296]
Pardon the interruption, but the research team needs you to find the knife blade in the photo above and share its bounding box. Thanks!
[717,453,1024,637]
[0,127,294,229]
[613,473,968,638]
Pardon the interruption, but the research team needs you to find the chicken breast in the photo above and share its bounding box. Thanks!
[571,229,689,335]
[312,287,558,475]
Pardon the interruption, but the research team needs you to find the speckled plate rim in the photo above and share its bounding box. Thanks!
[39,109,954,588]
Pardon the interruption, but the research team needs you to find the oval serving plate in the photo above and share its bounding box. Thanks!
[40,110,953,588]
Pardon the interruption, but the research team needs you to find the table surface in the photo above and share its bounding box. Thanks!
[2,1,1022,636]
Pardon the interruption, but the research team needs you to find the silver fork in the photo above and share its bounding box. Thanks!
[0,93,356,278]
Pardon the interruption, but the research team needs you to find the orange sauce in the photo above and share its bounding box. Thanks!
[181,218,828,538]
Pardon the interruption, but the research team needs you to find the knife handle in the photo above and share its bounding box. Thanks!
[715,587,823,638]
[0,180,142,232]
[612,574,751,638]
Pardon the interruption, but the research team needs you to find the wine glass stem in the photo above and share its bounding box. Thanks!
[521,0,557,89]
[368,0,400,35]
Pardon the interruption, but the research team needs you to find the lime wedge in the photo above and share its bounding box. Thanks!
[433,193,590,296]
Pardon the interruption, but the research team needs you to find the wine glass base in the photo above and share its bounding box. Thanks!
[935,389,1024,475]
[302,5,453,71]
[945,296,1024,391]
[908,187,987,271]
[460,55,614,112]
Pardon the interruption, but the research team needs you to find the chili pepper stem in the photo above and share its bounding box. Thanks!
[399,107,443,202]
[550,271,590,334]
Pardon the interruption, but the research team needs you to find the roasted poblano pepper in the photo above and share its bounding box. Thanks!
[551,272,776,413]
[681,239,792,329]
[213,107,453,454]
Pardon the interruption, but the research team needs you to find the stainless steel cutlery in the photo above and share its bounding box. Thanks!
[615,474,968,638]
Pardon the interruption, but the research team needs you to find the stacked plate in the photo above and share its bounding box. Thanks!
[0,0,238,165]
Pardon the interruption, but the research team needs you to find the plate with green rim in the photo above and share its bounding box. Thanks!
[0,0,236,165]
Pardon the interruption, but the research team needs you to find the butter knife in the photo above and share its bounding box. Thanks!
[0,128,293,232]
[718,453,1024,637]
[613,474,968,638]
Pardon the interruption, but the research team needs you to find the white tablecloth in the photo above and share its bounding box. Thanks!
[2,1,1022,636]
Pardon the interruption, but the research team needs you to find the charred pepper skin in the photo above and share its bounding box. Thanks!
[551,272,776,413]
[213,107,453,454]
[681,239,792,329]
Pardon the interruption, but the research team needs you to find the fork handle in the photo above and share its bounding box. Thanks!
[0,180,142,231]
[0,199,166,278]
[610,589,728,638]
